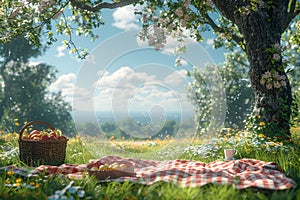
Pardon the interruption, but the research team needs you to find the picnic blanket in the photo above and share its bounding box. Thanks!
[1,156,296,190]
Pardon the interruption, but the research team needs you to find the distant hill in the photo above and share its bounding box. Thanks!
[72,110,194,124]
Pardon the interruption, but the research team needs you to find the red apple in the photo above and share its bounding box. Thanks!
[41,135,50,141]
[49,131,57,138]
[29,130,41,139]
[29,134,40,140]
[29,130,40,136]
[49,135,57,140]
[31,136,41,140]
[58,135,67,140]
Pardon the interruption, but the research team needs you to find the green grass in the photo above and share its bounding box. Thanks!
[0,131,299,200]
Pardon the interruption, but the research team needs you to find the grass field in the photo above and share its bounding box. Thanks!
[0,127,299,200]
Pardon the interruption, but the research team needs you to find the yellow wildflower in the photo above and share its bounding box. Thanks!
[258,133,265,138]
[16,178,22,183]
[30,182,35,186]
[259,121,265,126]
[269,142,276,146]
[35,183,41,188]
[7,171,14,176]
[13,132,18,138]
[13,183,21,187]
[5,179,10,184]
[109,136,114,141]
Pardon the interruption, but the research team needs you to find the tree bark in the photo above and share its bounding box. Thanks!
[214,0,292,140]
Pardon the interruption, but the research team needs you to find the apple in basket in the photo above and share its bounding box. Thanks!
[49,131,57,137]
[25,129,68,141]
[50,130,67,140]
[58,135,67,140]
[40,134,50,140]
[28,130,41,140]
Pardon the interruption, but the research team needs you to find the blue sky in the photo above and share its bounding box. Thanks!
[30,5,228,122]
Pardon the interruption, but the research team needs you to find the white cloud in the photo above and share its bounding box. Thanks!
[95,66,156,89]
[164,70,187,87]
[136,29,197,66]
[206,38,214,48]
[162,36,179,55]
[163,34,196,54]
[93,66,193,113]
[29,61,42,66]
[56,45,66,57]
[112,5,140,31]
[94,66,157,111]
[48,73,95,110]
[136,33,179,55]
[49,73,76,103]
[49,73,76,91]
[129,88,170,108]
[49,68,193,113]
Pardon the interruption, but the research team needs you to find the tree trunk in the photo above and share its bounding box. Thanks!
[214,0,292,141]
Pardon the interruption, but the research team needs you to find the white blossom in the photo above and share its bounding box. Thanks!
[260,78,266,85]
[175,7,184,17]
[266,83,273,89]
[281,80,287,87]
[272,53,281,61]
[184,0,191,8]
[274,43,282,50]
[274,81,281,88]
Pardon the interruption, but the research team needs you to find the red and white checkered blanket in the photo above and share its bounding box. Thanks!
[3,156,296,190]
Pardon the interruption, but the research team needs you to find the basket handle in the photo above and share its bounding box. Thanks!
[19,121,55,141]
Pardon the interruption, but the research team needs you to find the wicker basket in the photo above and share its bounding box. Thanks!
[18,121,68,166]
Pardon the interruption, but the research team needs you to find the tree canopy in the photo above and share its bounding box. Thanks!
[1,1,298,55]
[0,0,299,141]
[0,33,76,135]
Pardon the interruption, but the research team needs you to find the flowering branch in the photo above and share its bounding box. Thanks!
[204,13,244,45]
[70,0,140,11]
[260,71,287,90]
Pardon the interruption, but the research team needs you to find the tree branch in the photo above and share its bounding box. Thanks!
[70,0,140,12]
[204,13,222,32]
[234,58,249,68]
[204,13,244,46]
[283,0,300,31]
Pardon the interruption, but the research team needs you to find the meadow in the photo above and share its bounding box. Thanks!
[0,126,299,200]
